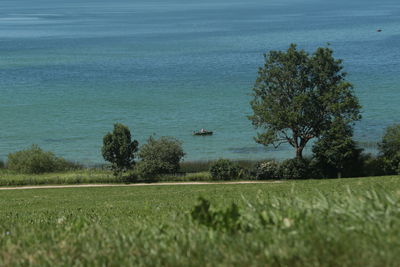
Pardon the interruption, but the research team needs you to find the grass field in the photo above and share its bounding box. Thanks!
[1,176,400,266]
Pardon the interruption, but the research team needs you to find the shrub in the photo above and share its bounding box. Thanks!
[312,120,362,178]
[311,149,365,179]
[361,154,386,177]
[135,160,165,179]
[137,136,185,179]
[397,162,400,175]
[7,145,75,174]
[181,160,257,174]
[252,161,280,180]
[102,123,139,175]
[279,158,310,179]
[180,161,213,173]
[0,160,4,169]
[191,197,242,233]
[378,124,400,174]
[209,159,240,180]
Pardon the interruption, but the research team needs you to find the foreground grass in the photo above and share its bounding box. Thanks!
[1,176,400,266]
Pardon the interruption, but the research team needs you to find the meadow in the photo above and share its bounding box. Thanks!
[1,176,400,266]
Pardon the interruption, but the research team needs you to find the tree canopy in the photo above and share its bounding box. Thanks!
[249,44,361,159]
[136,136,185,178]
[102,123,138,175]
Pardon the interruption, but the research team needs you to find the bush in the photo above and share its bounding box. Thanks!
[252,161,280,180]
[209,159,240,180]
[191,197,242,233]
[7,145,76,174]
[137,136,185,179]
[0,160,4,169]
[279,158,310,179]
[135,160,166,179]
[378,124,400,174]
[102,123,139,175]
[361,155,386,177]
[312,120,362,178]
[180,161,213,173]
[397,162,400,175]
[181,160,257,174]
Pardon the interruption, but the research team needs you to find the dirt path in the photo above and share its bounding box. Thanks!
[0,181,282,191]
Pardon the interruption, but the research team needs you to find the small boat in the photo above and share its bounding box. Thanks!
[193,130,213,136]
[377,29,382,32]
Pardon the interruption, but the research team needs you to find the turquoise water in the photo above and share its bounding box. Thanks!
[0,0,399,164]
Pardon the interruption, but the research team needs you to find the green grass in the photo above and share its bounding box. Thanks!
[0,169,214,186]
[0,169,117,186]
[1,176,400,266]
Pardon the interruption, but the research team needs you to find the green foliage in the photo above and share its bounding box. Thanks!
[249,44,361,159]
[312,120,362,178]
[137,136,185,179]
[209,159,240,180]
[279,158,310,179]
[181,159,257,174]
[0,160,4,169]
[362,154,387,177]
[7,145,78,174]
[252,161,281,180]
[191,197,242,233]
[102,123,138,175]
[379,124,400,174]
[180,160,214,173]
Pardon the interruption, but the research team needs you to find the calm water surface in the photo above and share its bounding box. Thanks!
[0,0,399,164]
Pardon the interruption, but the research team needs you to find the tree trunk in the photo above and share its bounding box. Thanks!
[337,164,343,178]
[295,147,303,159]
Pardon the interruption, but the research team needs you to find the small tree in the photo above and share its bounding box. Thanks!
[7,144,75,174]
[249,44,361,159]
[379,124,400,174]
[312,119,361,178]
[137,136,185,178]
[102,123,138,175]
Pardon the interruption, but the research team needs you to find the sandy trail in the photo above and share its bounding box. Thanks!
[0,181,282,191]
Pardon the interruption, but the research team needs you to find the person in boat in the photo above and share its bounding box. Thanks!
[200,128,206,133]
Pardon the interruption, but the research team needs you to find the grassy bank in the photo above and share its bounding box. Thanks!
[0,168,213,187]
[0,169,117,186]
[0,176,400,266]
[180,159,259,173]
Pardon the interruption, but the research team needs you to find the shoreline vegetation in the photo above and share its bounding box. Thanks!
[0,157,399,187]
[0,159,262,187]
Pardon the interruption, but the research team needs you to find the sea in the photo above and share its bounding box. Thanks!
[0,0,399,164]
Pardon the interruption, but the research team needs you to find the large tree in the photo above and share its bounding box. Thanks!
[249,44,361,159]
